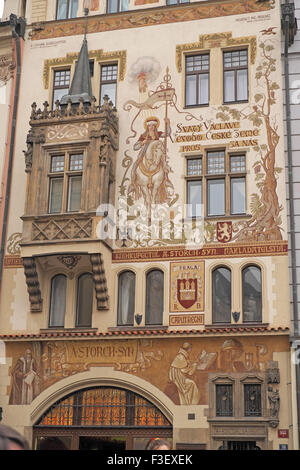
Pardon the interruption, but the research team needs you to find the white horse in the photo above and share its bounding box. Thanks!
[130,140,171,213]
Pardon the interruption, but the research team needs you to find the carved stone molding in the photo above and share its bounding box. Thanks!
[23,257,43,312]
[31,0,272,41]
[47,123,89,141]
[90,253,109,310]
[266,360,280,384]
[43,49,127,89]
[32,216,93,241]
[176,32,257,73]
[0,54,15,84]
[57,255,81,270]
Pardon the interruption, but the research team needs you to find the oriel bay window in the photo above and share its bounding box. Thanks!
[49,152,83,214]
[223,49,248,103]
[185,54,209,107]
[186,151,246,217]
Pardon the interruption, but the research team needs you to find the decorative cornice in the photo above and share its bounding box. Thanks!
[0,325,290,341]
[176,32,257,73]
[43,49,127,89]
[31,0,273,41]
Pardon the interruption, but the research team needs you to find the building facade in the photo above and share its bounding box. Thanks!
[0,0,295,450]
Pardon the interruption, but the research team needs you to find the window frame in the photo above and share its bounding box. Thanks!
[223,48,249,104]
[49,274,67,328]
[52,68,71,110]
[48,150,84,215]
[100,62,118,107]
[185,150,247,218]
[106,0,129,14]
[75,272,94,328]
[56,0,78,20]
[145,269,164,326]
[212,265,232,324]
[242,264,263,323]
[117,270,136,327]
[184,53,210,108]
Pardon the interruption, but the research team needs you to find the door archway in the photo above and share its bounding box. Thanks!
[33,386,172,450]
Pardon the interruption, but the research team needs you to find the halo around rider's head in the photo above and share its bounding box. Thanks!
[144,116,160,129]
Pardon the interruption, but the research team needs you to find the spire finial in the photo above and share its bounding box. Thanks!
[84,8,89,40]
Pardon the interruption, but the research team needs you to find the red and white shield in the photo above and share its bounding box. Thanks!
[177,278,197,309]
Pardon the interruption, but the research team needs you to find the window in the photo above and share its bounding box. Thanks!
[49,274,67,327]
[242,265,262,322]
[117,271,136,326]
[244,384,262,417]
[216,384,233,417]
[146,270,164,325]
[212,267,231,323]
[100,64,118,107]
[76,273,94,327]
[167,0,190,4]
[48,152,83,214]
[186,151,246,217]
[56,0,78,20]
[185,54,209,107]
[186,157,202,217]
[52,69,70,108]
[107,0,129,13]
[223,49,248,103]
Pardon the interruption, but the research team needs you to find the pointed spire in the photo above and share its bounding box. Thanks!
[60,8,92,109]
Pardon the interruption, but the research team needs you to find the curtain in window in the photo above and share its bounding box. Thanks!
[49,274,67,327]
[117,271,135,326]
[76,273,94,327]
[212,267,231,323]
[207,179,225,216]
[146,270,164,325]
[242,266,262,322]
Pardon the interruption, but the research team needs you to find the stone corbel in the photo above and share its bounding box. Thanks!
[90,254,109,310]
[23,257,43,312]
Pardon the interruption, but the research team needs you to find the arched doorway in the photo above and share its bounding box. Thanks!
[33,386,172,450]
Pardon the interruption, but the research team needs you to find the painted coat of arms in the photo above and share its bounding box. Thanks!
[170,261,205,312]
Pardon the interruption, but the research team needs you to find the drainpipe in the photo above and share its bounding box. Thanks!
[281,0,299,448]
[0,15,25,292]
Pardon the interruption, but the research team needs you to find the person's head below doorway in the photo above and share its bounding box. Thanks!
[145,438,171,450]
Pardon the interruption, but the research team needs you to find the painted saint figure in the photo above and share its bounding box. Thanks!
[169,343,200,405]
[128,116,174,212]
[9,349,40,405]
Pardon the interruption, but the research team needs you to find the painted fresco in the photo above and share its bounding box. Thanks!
[6,336,288,405]
[118,32,285,248]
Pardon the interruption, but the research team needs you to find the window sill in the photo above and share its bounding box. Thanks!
[204,214,252,220]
